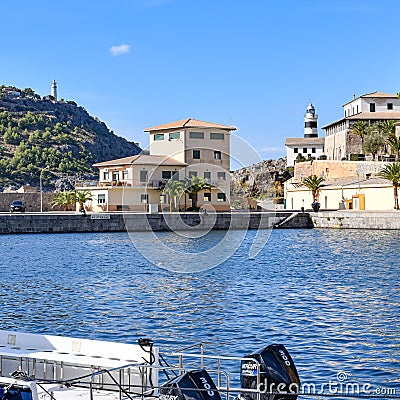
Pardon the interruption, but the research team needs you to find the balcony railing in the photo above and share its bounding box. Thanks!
[76,179,166,188]
[75,178,230,190]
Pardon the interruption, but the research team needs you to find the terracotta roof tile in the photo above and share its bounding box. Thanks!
[343,91,397,106]
[347,111,400,120]
[144,118,237,132]
[93,154,186,168]
[361,91,397,98]
[285,137,325,146]
[322,112,400,129]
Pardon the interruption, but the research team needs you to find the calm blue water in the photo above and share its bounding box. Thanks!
[0,229,399,395]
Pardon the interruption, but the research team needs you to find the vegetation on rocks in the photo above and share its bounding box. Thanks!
[230,158,293,208]
[0,85,141,189]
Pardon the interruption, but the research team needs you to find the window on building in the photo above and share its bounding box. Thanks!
[388,103,393,110]
[141,194,148,204]
[160,194,167,204]
[312,148,316,153]
[98,194,106,204]
[210,133,225,140]
[344,110,347,117]
[214,151,222,160]
[140,170,148,182]
[171,171,179,181]
[169,132,180,140]
[217,171,226,180]
[356,105,359,113]
[217,193,226,202]
[303,148,307,153]
[189,132,204,139]
[204,171,211,181]
[122,170,129,180]
[103,171,109,180]
[154,134,164,141]
[370,103,376,112]
[162,171,172,180]
[193,150,200,159]
[294,148,298,153]
[203,192,211,202]
[189,171,198,178]
[112,171,119,181]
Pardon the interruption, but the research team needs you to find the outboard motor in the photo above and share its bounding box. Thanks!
[240,344,300,400]
[160,369,221,400]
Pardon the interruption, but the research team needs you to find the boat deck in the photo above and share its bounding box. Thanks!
[38,384,159,400]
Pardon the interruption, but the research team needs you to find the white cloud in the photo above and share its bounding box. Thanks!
[110,44,130,57]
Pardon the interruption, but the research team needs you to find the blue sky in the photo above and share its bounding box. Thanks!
[2,0,400,161]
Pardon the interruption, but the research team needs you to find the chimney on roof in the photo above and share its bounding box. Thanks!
[353,94,356,99]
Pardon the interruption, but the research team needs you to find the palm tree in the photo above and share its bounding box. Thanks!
[386,135,400,161]
[350,121,369,153]
[50,191,75,211]
[378,163,400,210]
[302,175,324,209]
[74,190,93,212]
[379,120,395,139]
[185,175,210,210]
[163,180,184,213]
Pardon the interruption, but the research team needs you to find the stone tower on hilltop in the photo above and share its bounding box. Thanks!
[51,80,57,101]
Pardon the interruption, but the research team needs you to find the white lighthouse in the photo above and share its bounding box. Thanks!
[51,80,57,101]
[303,102,318,138]
[285,101,325,167]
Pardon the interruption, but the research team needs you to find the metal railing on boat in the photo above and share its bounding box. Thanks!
[86,362,263,400]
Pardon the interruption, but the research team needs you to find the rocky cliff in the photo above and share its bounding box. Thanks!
[0,87,141,189]
[230,158,293,208]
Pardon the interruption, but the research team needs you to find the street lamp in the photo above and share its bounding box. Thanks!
[40,166,50,212]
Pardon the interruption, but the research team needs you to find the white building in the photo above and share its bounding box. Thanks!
[285,102,325,167]
[284,159,395,211]
[77,118,236,212]
[323,91,400,160]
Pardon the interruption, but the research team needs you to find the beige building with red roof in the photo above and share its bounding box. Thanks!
[76,118,236,212]
[323,91,400,160]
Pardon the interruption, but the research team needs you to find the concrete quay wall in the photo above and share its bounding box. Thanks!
[311,210,400,229]
[0,211,308,234]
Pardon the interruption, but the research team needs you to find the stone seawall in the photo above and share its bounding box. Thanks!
[0,211,310,234]
[311,210,400,229]
[5,211,398,233]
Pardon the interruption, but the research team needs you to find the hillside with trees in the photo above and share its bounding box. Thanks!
[0,85,141,189]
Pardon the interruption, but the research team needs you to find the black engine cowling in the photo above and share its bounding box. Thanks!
[240,344,300,400]
[160,369,221,400]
